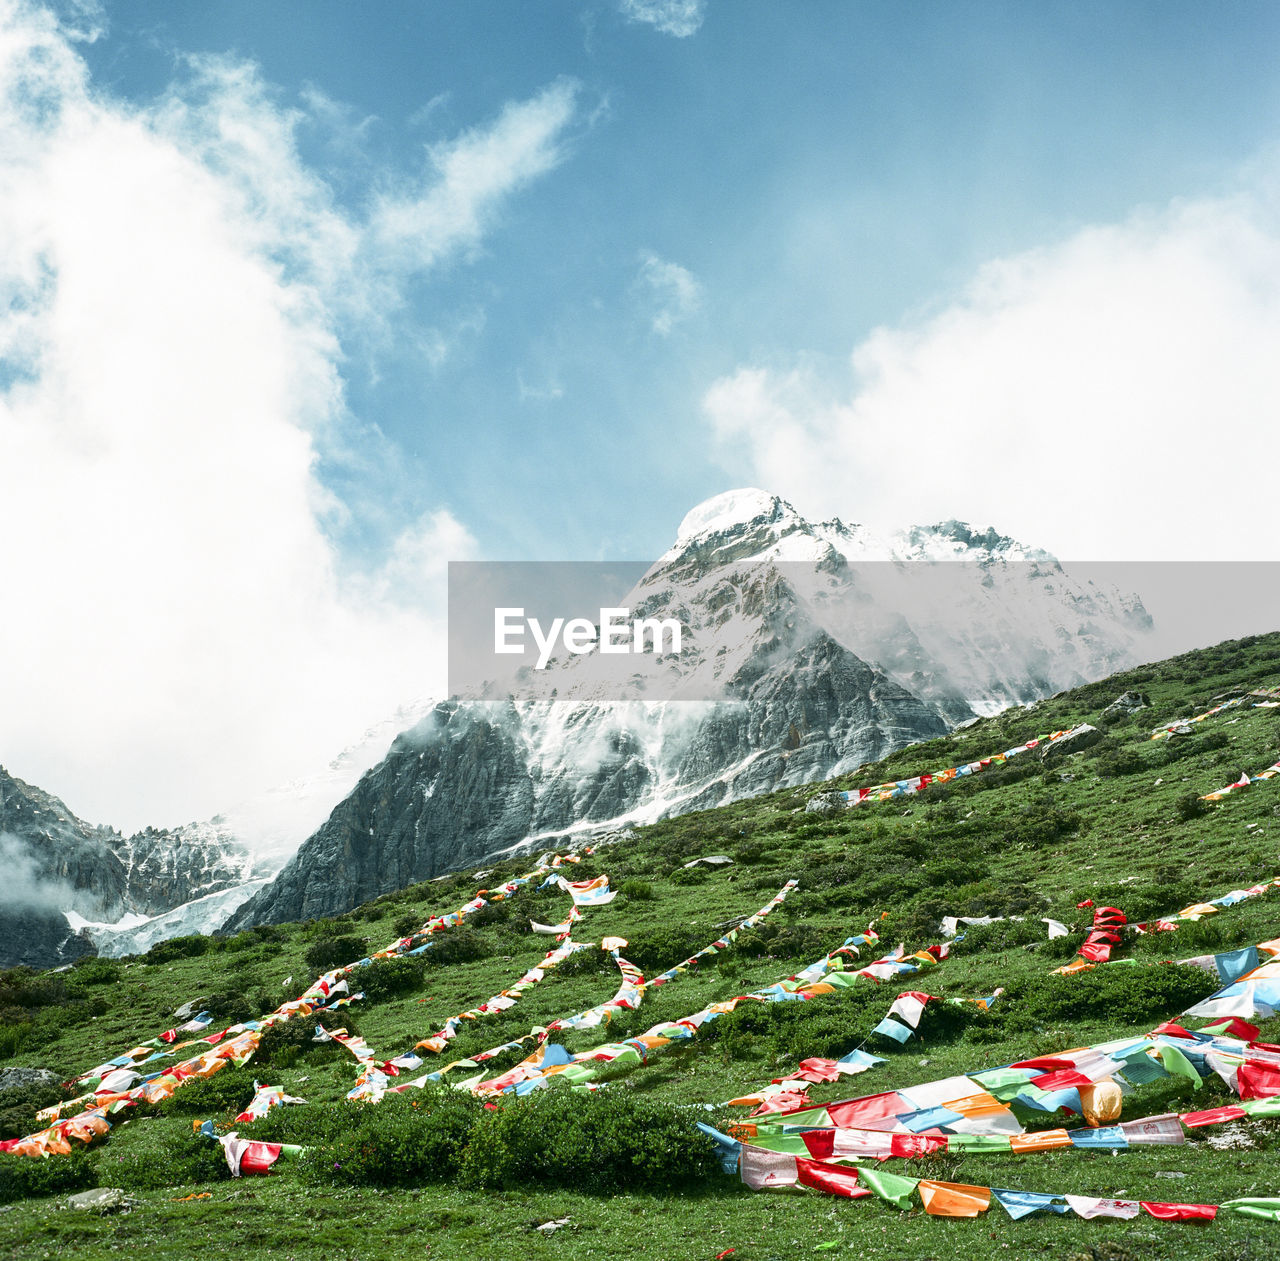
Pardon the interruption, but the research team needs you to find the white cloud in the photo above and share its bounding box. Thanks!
[704,180,1280,561]
[370,78,578,273]
[363,509,480,610]
[636,250,702,335]
[0,1,571,832]
[619,0,706,38]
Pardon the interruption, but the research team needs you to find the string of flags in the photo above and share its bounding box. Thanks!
[1050,873,1280,976]
[1,853,590,1158]
[343,881,801,1102]
[1150,695,1250,740]
[468,930,948,1098]
[1201,758,1280,801]
[706,1017,1280,1222]
[838,725,1093,807]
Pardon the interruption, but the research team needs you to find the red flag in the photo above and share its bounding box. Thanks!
[1238,1059,1280,1100]
[800,1130,836,1159]
[795,1157,872,1199]
[1140,1201,1217,1221]
[1180,1105,1247,1128]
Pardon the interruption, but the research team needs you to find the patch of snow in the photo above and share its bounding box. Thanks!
[676,488,785,542]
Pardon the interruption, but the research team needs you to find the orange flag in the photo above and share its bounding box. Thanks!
[1009,1129,1073,1154]
[919,1179,991,1216]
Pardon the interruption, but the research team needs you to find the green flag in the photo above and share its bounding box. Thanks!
[854,1165,919,1210]
[1156,1042,1202,1090]
[1222,1198,1280,1221]
[948,1133,1013,1154]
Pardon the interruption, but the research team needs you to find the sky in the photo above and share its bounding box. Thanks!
[3,0,1280,831]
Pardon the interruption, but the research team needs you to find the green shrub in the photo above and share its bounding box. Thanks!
[618,926,707,972]
[254,1015,356,1067]
[468,900,511,929]
[458,1086,720,1193]
[424,928,492,968]
[111,1129,232,1189]
[392,912,423,939]
[141,935,210,964]
[69,957,121,986]
[156,1065,258,1118]
[998,964,1221,1033]
[1175,792,1207,821]
[619,879,654,901]
[350,956,425,1000]
[668,863,710,885]
[201,990,250,1025]
[303,1090,482,1187]
[693,984,886,1061]
[304,935,367,974]
[0,1149,97,1203]
[556,945,609,976]
[0,1081,64,1141]
[0,969,67,1011]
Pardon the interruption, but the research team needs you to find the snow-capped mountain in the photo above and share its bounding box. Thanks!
[0,701,441,963]
[0,765,261,967]
[223,490,1152,928]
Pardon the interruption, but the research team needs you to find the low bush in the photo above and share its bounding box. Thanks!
[0,1080,64,1141]
[156,1065,259,1118]
[0,969,67,1012]
[69,957,122,986]
[557,945,609,976]
[351,956,426,1000]
[111,1128,233,1189]
[304,935,367,974]
[254,1015,358,1067]
[997,964,1221,1034]
[619,926,708,972]
[619,879,654,901]
[458,1086,721,1193]
[303,1090,482,1187]
[424,927,492,968]
[0,1149,97,1203]
[392,911,423,939]
[141,935,210,965]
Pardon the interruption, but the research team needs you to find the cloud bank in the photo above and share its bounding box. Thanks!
[0,1,576,831]
[704,180,1280,561]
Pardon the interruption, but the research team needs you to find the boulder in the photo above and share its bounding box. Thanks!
[1039,724,1101,764]
[68,1188,135,1213]
[0,1067,61,1092]
[804,791,844,816]
[682,855,734,868]
[1101,691,1151,720]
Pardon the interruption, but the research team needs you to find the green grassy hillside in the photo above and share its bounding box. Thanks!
[4,632,1280,1260]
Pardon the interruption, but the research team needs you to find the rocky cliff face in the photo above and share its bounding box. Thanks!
[224,628,945,926]
[0,766,255,967]
[224,490,1152,928]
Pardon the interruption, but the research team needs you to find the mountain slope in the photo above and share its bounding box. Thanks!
[225,490,1152,928]
[2,633,1280,1261]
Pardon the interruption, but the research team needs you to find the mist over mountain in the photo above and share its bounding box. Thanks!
[0,766,258,968]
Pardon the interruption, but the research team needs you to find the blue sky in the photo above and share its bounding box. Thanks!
[73,0,1280,560]
[4,0,1280,826]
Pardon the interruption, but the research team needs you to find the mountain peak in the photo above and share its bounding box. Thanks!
[675,489,796,543]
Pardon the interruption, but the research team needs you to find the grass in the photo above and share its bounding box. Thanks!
[4,630,1280,1259]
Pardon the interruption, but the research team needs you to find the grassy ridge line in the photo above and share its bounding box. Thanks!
[2,630,1280,1259]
